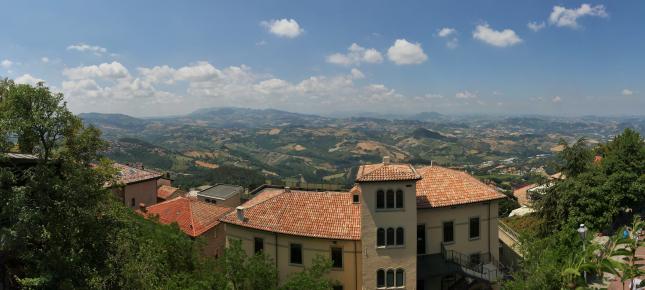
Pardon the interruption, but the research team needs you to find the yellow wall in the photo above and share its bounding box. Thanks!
[417,201,500,260]
[359,181,418,289]
[226,224,362,289]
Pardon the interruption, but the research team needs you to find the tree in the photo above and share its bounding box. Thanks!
[218,239,278,290]
[279,255,334,290]
[0,80,224,289]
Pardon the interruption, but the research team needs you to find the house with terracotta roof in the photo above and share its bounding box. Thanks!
[144,196,233,257]
[157,185,186,203]
[220,156,506,290]
[110,163,163,209]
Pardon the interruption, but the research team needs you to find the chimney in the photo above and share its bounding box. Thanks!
[236,206,245,221]
[284,186,291,192]
[139,203,147,213]
[383,156,391,165]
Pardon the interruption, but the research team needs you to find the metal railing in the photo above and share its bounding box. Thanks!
[498,220,521,244]
[440,243,505,282]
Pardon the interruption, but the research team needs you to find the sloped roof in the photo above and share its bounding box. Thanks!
[157,185,184,200]
[221,188,361,240]
[114,163,162,184]
[145,197,232,237]
[198,184,244,200]
[355,163,421,182]
[415,166,505,208]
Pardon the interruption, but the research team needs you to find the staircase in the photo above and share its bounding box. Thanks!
[440,243,506,283]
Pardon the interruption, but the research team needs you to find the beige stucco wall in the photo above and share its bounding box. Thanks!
[417,201,500,261]
[359,181,418,289]
[197,191,241,208]
[122,179,158,209]
[226,224,362,289]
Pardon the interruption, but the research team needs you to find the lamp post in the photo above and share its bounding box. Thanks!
[577,224,588,283]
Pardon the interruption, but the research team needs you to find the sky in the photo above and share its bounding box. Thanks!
[1,0,644,117]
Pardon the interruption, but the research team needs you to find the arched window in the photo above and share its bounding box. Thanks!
[395,269,405,286]
[386,269,395,287]
[376,190,385,209]
[386,228,395,246]
[386,190,395,208]
[396,227,404,245]
[376,269,385,288]
[377,228,385,247]
[395,190,404,208]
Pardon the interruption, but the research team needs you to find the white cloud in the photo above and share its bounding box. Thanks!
[350,68,365,79]
[15,74,44,85]
[437,28,459,49]
[326,43,383,66]
[261,19,304,38]
[622,89,634,96]
[438,27,456,37]
[473,24,522,47]
[552,96,562,103]
[41,57,50,63]
[63,61,130,80]
[66,43,108,56]
[387,39,428,65]
[527,21,546,32]
[1,59,12,69]
[455,90,478,99]
[549,4,608,29]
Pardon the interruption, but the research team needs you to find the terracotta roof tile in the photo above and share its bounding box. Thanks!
[221,189,361,240]
[145,197,233,237]
[157,185,184,200]
[114,163,162,184]
[415,166,505,208]
[356,163,421,182]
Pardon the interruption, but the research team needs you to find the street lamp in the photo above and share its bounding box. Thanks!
[578,224,588,283]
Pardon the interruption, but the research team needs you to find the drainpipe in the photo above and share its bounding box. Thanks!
[275,232,279,270]
[354,240,358,290]
[488,202,491,259]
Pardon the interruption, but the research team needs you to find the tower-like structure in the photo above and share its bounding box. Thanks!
[356,156,421,289]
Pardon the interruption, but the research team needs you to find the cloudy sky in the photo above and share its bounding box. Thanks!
[1,1,643,117]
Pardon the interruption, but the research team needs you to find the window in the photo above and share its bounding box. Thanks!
[469,217,480,239]
[386,190,395,208]
[395,190,403,208]
[386,269,394,287]
[331,247,343,269]
[386,228,395,246]
[130,198,135,207]
[377,228,385,247]
[377,269,385,288]
[290,244,302,265]
[254,237,264,254]
[332,286,343,290]
[395,269,405,287]
[352,194,359,203]
[443,221,454,243]
[395,227,404,246]
[376,190,385,209]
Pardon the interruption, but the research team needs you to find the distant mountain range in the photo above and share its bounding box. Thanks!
[80,107,644,186]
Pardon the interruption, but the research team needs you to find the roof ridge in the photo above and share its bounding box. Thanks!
[242,188,285,210]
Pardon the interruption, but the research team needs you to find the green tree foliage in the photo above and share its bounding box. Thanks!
[279,255,334,290]
[536,129,645,233]
[0,81,223,289]
[218,239,278,290]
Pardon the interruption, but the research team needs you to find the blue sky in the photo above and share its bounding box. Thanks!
[1,0,643,116]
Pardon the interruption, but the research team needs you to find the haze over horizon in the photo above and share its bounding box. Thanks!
[1,0,644,117]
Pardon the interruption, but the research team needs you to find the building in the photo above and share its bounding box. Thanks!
[143,196,233,257]
[221,157,506,290]
[157,184,186,203]
[111,163,163,209]
[197,184,244,207]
